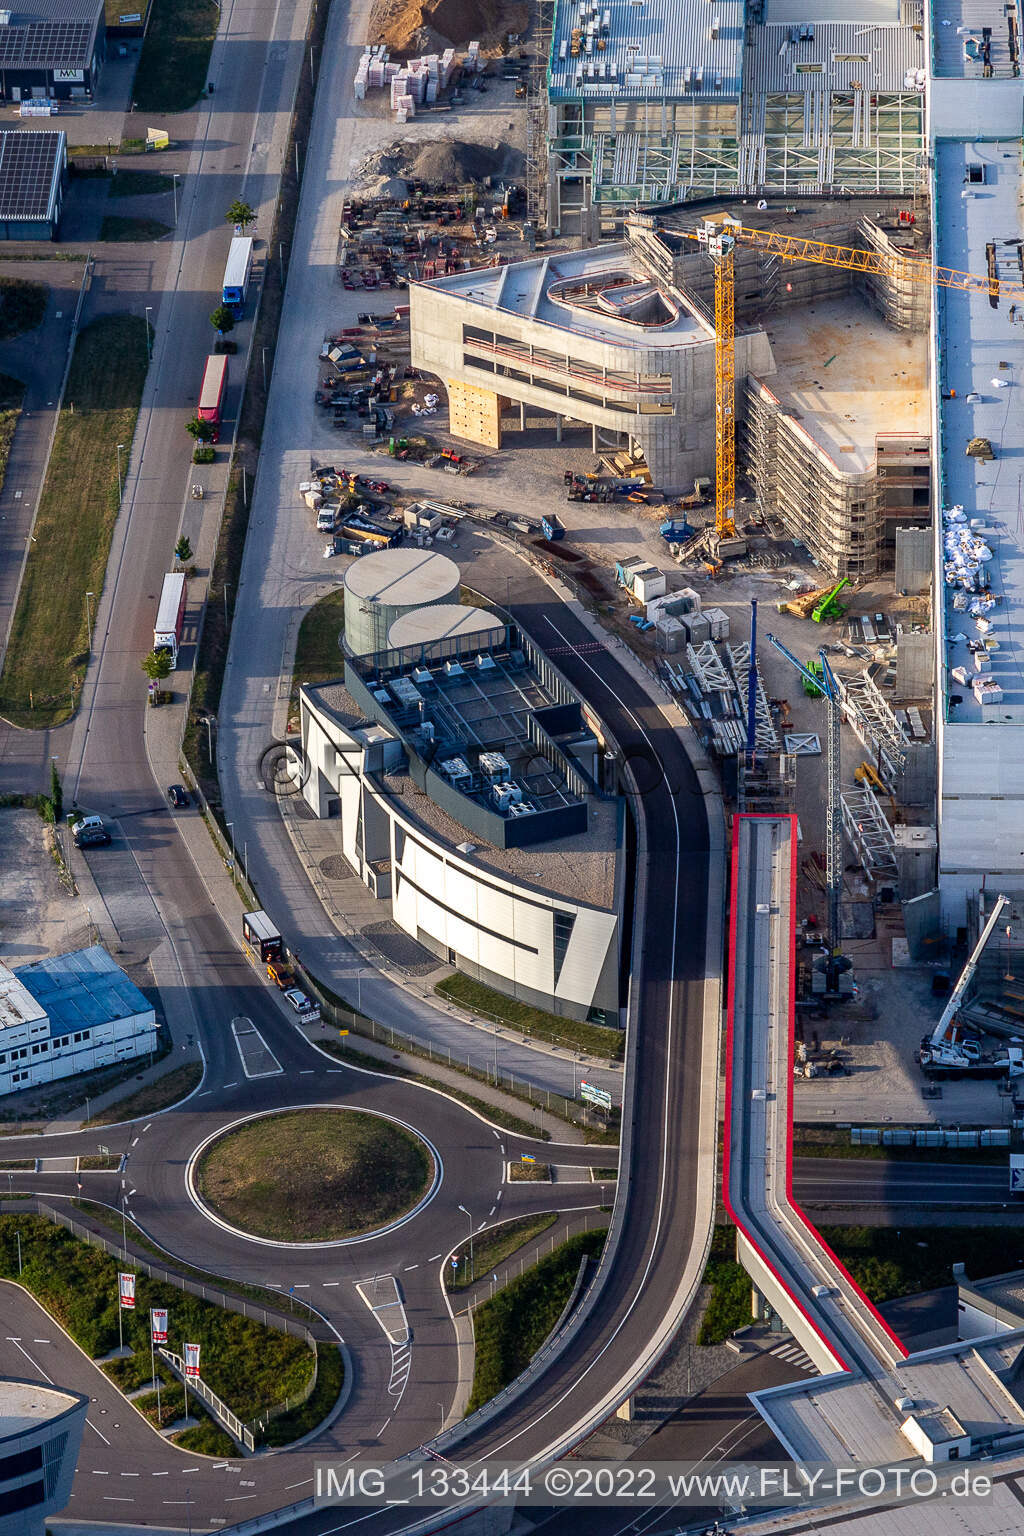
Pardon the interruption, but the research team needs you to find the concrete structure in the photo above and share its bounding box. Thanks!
[726,813,1024,1491]
[0,0,104,104]
[413,202,932,517]
[343,547,460,656]
[539,0,926,240]
[0,130,66,240]
[0,945,157,1095]
[297,617,623,1022]
[0,1377,87,1536]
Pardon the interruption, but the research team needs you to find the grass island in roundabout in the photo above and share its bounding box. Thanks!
[194,1107,436,1243]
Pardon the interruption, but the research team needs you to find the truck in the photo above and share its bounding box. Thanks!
[198,354,228,442]
[154,572,187,667]
[221,236,253,313]
[541,513,565,541]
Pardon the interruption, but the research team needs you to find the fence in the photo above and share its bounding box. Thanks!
[851,1127,1013,1148]
[160,1346,256,1454]
[29,1201,321,1444]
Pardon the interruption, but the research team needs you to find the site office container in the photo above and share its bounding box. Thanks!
[198,354,228,442]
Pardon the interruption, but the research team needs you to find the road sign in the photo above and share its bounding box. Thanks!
[580,1080,612,1110]
[520,1154,536,1165]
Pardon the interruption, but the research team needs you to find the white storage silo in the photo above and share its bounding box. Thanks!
[343,548,460,656]
[386,603,506,661]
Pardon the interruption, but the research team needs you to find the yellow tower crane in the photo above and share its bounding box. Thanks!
[686,215,1024,560]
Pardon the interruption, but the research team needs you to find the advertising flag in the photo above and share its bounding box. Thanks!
[151,1308,168,1344]
[184,1341,201,1379]
[118,1272,136,1310]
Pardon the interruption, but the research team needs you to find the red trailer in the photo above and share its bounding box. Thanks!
[198,354,228,442]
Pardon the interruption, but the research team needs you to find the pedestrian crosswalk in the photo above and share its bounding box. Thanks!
[768,1340,816,1373]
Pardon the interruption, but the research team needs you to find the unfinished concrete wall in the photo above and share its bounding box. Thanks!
[896,526,933,592]
[896,631,933,702]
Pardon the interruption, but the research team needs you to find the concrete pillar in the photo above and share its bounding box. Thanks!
[555,415,562,443]
[592,423,599,452]
[519,401,527,431]
[752,1283,768,1320]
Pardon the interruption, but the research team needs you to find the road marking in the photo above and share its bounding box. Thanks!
[492,1130,501,1140]
[377,1417,391,1436]
[32,1338,50,1344]
[489,1206,496,1217]
[403,1264,418,1271]
[152,1471,169,1477]
[323,1280,339,1287]
[92,1469,110,1475]
[130,1136,139,1147]
[299,1069,314,1075]
[225,1495,258,1502]
[128,1188,137,1197]
[120,1471,140,1477]
[231,1016,283,1078]
[88,1421,111,1445]
[199,1089,213,1097]
[292,1282,310,1288]
[286,1478,313,1490]
[142,1123,152,1132]
[222,1081,238,1089]
[103,1495,135,1502]
[496,1190,503,1201]
[428,1253,442,1262]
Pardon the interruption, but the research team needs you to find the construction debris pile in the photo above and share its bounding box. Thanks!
[370,0,529,58]
[943,503,1001,706]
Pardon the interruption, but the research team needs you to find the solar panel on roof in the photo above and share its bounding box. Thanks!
[0,131,63,219]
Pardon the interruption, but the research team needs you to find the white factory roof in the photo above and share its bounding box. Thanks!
[937,136,1024,725]
[386,603,505,651]
[343,547,460,606]
[0,1380,84,1439]
[0,961,47,1033]
[744,19,924,95]
[548,0,743,100]
[424,245,708,350]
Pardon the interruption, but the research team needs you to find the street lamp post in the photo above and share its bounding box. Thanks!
[203,716,215,765]
[144,306,153,360]
[116,443,125,503]
[172,173,179,223]
[85,591,94,653]
[437,1400,445,1435]
[458,1204,474,1283]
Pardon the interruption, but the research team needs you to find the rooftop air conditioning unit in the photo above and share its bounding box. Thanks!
[710,14,719,38]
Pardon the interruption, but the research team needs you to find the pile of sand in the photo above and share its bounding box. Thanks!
[373,0,529,57]
[361,139,523,188]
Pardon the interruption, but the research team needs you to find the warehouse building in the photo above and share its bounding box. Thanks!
[0,945,157,1095]
[0,0,105,104]
[296,570,624,1024]
[0,129,65,239]
[538,0,926,240]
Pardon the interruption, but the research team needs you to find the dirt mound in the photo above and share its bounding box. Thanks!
[374,0,528,56]
[361,139,522,188]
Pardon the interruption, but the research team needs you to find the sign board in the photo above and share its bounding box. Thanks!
[520,1154,536,1165]
[184,1342,201,1378]
[119,11,142,21]
[151,1308,168,1344]
[54,69,84,82]
[118,1272,136,1310]
[580,1080,612,1110]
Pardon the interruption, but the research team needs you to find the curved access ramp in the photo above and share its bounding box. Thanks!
[724,813,908,1379]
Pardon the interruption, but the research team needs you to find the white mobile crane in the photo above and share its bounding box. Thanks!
[919,894,1008,1071]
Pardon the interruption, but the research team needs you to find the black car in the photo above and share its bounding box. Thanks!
[167,784,189,810]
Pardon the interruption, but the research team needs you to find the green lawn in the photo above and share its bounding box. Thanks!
[467,1231,605,1412]
[196,1109,432,1242]
[821,1224,1024,1305]
[0,314,148,729]
[446,1213,557,1291]
[132,0,219,113]
[697,1226,753,1344]
[263,1343,345,1446]
[435,972,625,1061]
[0,278,46,341]
[291,588,346,701]
[109,170,176,198]
[100,215,173,242]
[0,1215,314,1426]
[86,1062,202,1126]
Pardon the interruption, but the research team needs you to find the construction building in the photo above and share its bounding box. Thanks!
[296,559,624,1024]
[536,0,927,241]
[412,201,932,568]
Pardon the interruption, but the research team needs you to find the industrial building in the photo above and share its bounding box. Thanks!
[0,0,105,104]
[0,945,157,1096]
[0,129,66,240]
[297,554,623,1023]
[536,0,927,240]
[412,202,932,560]
[0,1378,87,1536]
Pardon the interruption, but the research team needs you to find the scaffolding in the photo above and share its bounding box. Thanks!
[726,642,779,753]
[838,669,909,786]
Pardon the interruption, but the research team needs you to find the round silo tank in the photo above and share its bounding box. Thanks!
[343,548,461,656]
[386,603,507,661]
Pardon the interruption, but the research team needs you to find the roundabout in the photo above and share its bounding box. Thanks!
[189,1104,442,1247]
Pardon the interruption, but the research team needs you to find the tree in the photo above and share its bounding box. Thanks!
[209,304,235,336]
[186,414,215,443]
[49,761,63,825]
[174,535,193,566]
[141,649,172,682]
[225,199,255,232]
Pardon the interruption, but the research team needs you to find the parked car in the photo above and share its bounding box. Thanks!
[283,987,321,1023]
[167,784,189,809]
[72,814,110,849]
